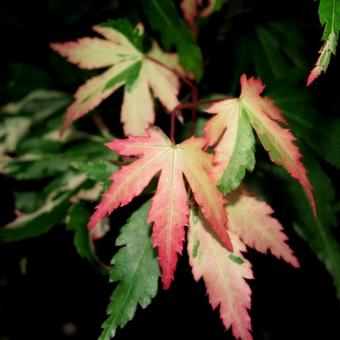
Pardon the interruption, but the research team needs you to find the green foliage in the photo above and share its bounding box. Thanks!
[3,138,113,180]
[0,90,70,154]
[99,202,160,339]
[1,1,340,339]
[103,60,143,92]
[269,86,340,169]
[267,149,340,298]
[233,21,306,86]
[141,0,203,79]
[307,0,340,84]
[100,19,144,51]
[0,172,87,241]
[218,110,255,194]
[319,0,340,39]
[66,203,109,275]
[291,154,340,298]
[0,87,116,242]
[71,160,118,190]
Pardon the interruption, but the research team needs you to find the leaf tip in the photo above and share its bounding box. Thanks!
[291,257,300,269]
[240,73,265,95]
[87,214,99,230]
[162,278,171,290]
[306,68,319,86]
[50,42,62,53]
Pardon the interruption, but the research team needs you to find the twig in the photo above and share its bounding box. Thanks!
[93,114,112,138]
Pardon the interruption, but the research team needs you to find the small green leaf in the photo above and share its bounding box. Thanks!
[0,199,70,242]
[0,173,86,241]
[14,191,44,214]
[4,139,113,180]
[141,0,203,79]
[66,203,109,275]
[66,203,92,258]
[308,0,340,83]
[0,117,30,153]
[2,89,70,122]
[99,201,160,340]
[319,0,340,40]
[218,109,255,194]
[71,160,118,190]
[0,90,70,155]
[100,19,144,51]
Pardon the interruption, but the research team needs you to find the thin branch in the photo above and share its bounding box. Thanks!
[146,55,199,143]
[146,56,227,140]
[172,97,227,112]
[93,114,112,138]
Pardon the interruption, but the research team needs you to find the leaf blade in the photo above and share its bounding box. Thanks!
[51,20,185,136]
[0,174,86,241]
[99,201,160,339]
[66,203,109,275]
[179,137,233,251]
[282,151,340,298]
[188,210,253,340]
[206,103,255,193]
[149,153,189,289]
[307,0,340,84]
[239,75,316,214]
[227,191,299,267]
[269,85,340,169]
[89,128,233,288]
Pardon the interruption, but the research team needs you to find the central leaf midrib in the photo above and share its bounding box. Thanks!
[242,101,299,170]
[206,232,243,332]
[165,148,177,275]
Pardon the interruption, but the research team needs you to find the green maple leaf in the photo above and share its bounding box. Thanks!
[99,201,160,339]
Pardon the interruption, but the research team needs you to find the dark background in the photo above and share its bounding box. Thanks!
[1,0,340,339]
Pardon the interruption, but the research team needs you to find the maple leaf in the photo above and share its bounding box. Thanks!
[307,31,337,86]
[99,202,160,340]
[88,127,232,289]
[204,74,316,214]
[188,209,253,340]
[227,190,299,267]
[307,0,340,85]
[188,190,299,340]
[51,20,186,136]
